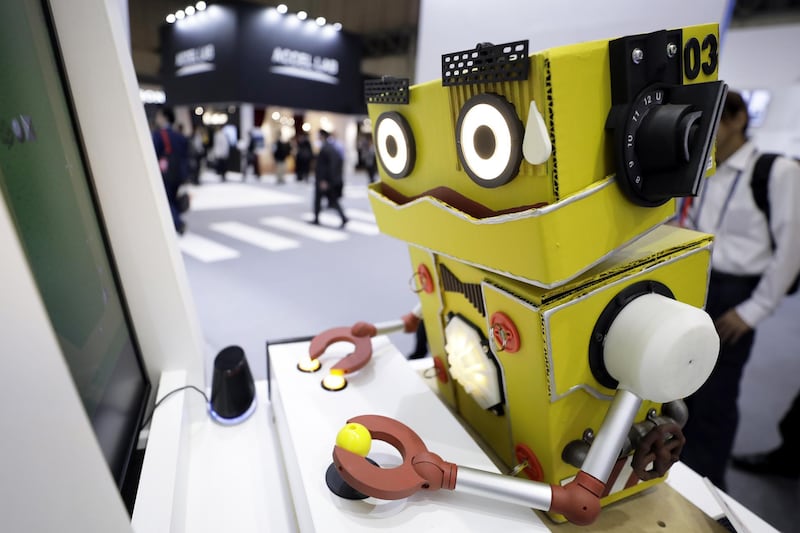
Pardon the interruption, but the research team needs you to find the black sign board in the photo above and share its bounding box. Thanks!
[160,2,365,114]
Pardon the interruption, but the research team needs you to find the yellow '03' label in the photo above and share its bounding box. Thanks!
[682,24,720,85]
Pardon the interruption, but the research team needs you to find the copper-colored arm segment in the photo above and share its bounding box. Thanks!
[549,471,604,525]
[350,321,378,337]
[412,451,457,491]
[333,446,427,500]
[308,326,373,374]
[401,312,421,333]
[332,414,457,500]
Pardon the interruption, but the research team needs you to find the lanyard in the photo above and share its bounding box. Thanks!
[691,148,757,231]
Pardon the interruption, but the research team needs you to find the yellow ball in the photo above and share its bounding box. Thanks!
[335,422,372,457]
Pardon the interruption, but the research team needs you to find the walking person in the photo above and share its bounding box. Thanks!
[152,107,189,234]
[245,127,264,180]
[211,127,230,181]
[678,90,800,490]
[311,130,348,228]
[273,136,292,184]
[294,133,314,182]
[363,136,378,184]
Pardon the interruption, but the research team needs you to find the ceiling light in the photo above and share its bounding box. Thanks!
[194,106,204,116]
[297,10,308,20]
[166,13,176,23]
[277,4,288,14]
[175,9,186,19]
[316,17,326,26]
[185,5,195,15]
[271,111,281,121]
[333,22,342,31]
[195,1,207,10]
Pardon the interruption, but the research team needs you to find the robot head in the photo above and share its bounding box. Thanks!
[365,25,726,288]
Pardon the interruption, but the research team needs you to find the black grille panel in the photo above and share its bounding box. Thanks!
[442,40,529,87]
[440,264,486,316]
[365,77,410,105]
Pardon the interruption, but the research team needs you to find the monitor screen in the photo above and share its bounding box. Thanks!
[741,89,771,129]
[0,0,150,491]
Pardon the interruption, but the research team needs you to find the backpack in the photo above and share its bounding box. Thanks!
[750,153,800,294]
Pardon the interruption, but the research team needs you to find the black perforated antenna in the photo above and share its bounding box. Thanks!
[364,76,410,105]
[441,40,529,87]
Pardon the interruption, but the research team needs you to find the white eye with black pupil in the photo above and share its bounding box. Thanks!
[456,93,523,188]
[375,112,415,179]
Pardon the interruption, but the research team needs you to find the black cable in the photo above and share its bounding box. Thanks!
[139,385,209,430]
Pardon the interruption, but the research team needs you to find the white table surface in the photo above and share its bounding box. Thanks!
[182,380,296,532]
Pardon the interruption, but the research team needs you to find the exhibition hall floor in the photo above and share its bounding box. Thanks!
[180,170,799,533]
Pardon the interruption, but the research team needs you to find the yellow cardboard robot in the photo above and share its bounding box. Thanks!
[330,24,726,524]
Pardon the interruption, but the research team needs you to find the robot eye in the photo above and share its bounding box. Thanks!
[374,111,416,179]
[456,93,524,188]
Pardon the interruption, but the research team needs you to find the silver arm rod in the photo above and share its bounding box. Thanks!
[372,319,406,335]
[581,388,642,482]
[455,466,553,511]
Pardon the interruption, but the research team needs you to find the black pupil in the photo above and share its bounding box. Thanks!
[385,135,398,158]
[474,125,495,159]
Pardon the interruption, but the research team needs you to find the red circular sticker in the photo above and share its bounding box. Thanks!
[514,443,544,481]
[433,356,449,384]
[417,264,434,294]
[490,311,520,353]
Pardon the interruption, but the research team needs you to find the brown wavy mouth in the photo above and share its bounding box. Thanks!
[377,183,547,219]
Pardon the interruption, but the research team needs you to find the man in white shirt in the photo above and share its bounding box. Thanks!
[679,91,800,490]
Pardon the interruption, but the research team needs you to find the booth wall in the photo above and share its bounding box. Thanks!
[722,23,800,157]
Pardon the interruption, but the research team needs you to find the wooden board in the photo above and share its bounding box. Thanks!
[546,482,727,532]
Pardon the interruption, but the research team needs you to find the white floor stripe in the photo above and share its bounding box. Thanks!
[186,182,304,210]
[319,213,379,235]
[260,216,347,242]
[300,211,379,234]
[344,208,377,223]
[178,232,240,262]
[343,186,369,199]
[343,220,380,235]
[210,222,300,251]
